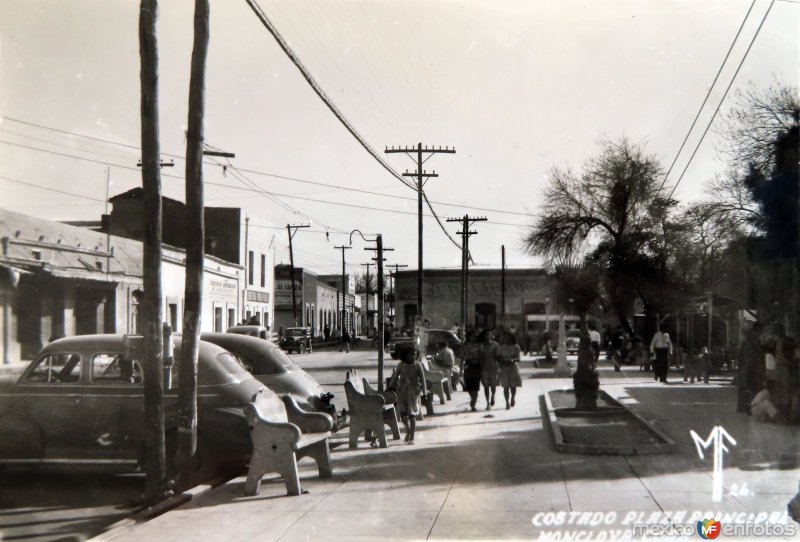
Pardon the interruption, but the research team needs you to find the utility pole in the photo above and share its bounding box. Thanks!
[501,244,506,324]
[447,215,487,331]
[366,237,393,391]
[139,0,167,503]
[387,263,408,326]
[177,0,211,483]
[286,224,309,325]
[334,245,351,332]
[361,262,372,336]
[385,143,455,317]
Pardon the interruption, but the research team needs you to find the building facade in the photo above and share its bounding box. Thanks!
[106,188,274,331]
[393,268,550,331]
[0,208,242,363]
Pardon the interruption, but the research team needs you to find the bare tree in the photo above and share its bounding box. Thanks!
[717,82,799,177]
[524,138,674,332]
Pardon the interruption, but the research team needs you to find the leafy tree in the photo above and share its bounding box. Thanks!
[524,138,678,333]
[355,272,377,295]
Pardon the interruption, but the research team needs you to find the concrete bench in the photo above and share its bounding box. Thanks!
[243,389,333,496]
[420,358,450,405]
[345,369,401,449]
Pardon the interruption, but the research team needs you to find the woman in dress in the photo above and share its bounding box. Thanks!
[462,330,482,411]
[389,347,427,443]
[480,330,500,410]
[497,332,523,409]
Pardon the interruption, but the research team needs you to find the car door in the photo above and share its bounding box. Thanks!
[10,351,87,460]
[83,352,145,464]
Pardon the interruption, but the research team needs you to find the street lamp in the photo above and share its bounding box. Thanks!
[349,229,392,390]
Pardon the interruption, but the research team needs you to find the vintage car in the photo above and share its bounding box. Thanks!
[388,329,463,360]
[279,327,312,354]
[226,325,270,340]
[200,332,336,422]
[0,334,280,474]
[565,329,581,354]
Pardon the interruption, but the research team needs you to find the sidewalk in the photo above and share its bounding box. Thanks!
[101,358,800,541]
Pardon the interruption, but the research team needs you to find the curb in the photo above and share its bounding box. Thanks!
[541,388,678,455]
[87,474,233,542]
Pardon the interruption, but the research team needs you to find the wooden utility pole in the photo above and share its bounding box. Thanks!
[361,262,372,335]
[387,263,408,325]
[334,245,351,331]
[177,0,210,481]
[385,143,455,317]
[447,215,486,331]
[366,238,393,391]
[139,0,167,503]
[501,245,506,323]
[286,224,309,325]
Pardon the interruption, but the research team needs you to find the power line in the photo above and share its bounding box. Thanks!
[657,0,758,194]
[668,0,776,199]
[0,116,530,218]
[243,0,415,192]
[0,173,107,203]
[0,139,530,228]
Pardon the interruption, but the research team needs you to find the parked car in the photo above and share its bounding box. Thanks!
[226,325,270,340]
[200,332,338,425]
[0,334,280,476]
[565,329,580,354]
[280,327,312,354]
[389,329,463,360]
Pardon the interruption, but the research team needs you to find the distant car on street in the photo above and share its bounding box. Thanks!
[226,325,270,340]
[565,329,580,354]
[280,327,312,354]
[200,332,337,423]
[388,329,462,360]
[0,334,280,477]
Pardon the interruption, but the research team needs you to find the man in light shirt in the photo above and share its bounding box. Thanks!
[650,328,673,383]
[589,323,602,364]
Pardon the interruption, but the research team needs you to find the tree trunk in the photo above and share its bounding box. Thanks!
[139,0,167,503]
[177,0,210,481]
[573,313,599,410]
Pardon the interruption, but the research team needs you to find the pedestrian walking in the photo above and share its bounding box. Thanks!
[389,347,427,444]
[479,330,499,409]
[497,332,522,409]
[340,327,351,353]
[462,330,482,411]
[650,328,672,383]
[323,323,331,342]
[589,323,601,364]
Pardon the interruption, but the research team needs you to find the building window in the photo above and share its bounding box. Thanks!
[214,307,223,332]
[168,303,178,332]
[248,251,255,286]
[260,254,266,287]
[228,308,235,329]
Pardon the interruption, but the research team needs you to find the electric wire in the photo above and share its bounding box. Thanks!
[667,0,776,199]
[656,0,757,194]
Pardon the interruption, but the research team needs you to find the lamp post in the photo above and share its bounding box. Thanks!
[351,229,393,391]
[554,312,570,376]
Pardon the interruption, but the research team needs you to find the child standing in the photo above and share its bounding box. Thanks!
[389,348,427,444]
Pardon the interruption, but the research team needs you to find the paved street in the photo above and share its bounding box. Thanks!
[93,348,800,541]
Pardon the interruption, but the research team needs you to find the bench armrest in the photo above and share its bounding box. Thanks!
[362,378,398,404]
[282,395,334,433]
[244,403,302,445]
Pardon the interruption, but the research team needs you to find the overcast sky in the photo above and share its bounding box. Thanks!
[0,0,797,276]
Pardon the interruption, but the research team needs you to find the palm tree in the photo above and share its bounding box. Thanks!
[551,261,603,410]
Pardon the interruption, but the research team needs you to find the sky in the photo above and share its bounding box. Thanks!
[0,0,797,278]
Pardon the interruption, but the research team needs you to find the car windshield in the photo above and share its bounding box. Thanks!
[285,328,305,337]
[234,345,294,376]
[214,352,249,377]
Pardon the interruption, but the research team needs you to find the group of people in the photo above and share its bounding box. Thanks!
[386,328,524,443]
[738,320,800,425]
[461,329,523,411]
